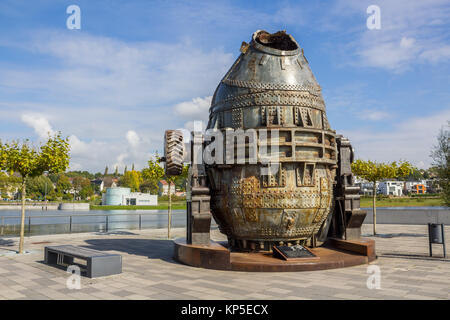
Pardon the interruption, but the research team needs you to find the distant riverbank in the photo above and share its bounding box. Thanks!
[360,196,444,208]
[95,197,445,210]
[0,200,186,211]
[90,201,186,211]
[0,204,59,210]
[0,197,445,211]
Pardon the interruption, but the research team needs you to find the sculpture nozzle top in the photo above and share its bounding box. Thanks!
[254,30,298,51]
[244,30,301,57]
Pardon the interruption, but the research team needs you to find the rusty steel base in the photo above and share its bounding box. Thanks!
[173,238,376,272]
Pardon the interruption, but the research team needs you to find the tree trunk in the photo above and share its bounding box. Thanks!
[372,182,377,235]
[168,187,172,239]
[19,181,26,254]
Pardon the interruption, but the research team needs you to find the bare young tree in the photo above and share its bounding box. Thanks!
[430,122,450,207]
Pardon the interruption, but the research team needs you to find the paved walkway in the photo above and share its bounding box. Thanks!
[0,224,448,300]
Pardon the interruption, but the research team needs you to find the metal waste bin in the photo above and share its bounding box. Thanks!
[428,223,446,258]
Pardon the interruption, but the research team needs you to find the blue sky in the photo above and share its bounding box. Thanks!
[0,0,449,172]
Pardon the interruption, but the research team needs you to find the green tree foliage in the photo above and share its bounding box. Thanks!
[430,123,450,206]
[47,173,59,184]
[65,170,94,180]
[94,172,103,179]
[0,172,8,198]
[351,159,413,234]
[0,133,70,253]
[0,172,21,199]
[141,156,165,194]
[71,176,92,200]
[139,181,154,193]
[27,175,55,200]
[403,168,427,181]
[173,165,189,192]
[352,160,413,183]
[56,174,72,195]
[79,184,94,200]
[120,170,143,192]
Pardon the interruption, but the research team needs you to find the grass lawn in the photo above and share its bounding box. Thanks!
[360,197,444,208]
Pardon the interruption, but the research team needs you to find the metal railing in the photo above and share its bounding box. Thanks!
[0,212,187,237]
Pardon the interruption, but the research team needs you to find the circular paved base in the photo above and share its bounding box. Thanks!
[174,238,376,272]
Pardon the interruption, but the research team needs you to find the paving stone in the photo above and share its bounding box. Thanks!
[0,224,448,300]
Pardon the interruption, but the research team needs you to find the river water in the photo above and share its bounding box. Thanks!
[0,209,188,237]
[0,207,447,237]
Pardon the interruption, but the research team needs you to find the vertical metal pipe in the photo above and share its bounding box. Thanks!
[69,216,72,233]
[428,223,432,257]
[168,189,172,239]
[106,215,109,232]
[1,216,4,236]
[139,214,142,230]
[442,224,446,258]
[28,216,31,236]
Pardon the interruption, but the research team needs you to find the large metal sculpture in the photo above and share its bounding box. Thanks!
[162,30,373,270]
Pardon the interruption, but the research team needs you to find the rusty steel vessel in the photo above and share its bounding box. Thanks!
[162,30,366,254]
[202,30,338,251]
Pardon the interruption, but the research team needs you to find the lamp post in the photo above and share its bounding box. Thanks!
[44,181,47,210]
[168,181,172,239]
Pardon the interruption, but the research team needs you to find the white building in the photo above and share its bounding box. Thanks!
[102,187,157,206]
[124,192,157,205]
[90,178,104,191]
[358,182,377,196]
[378,181,404,196]
[158,180,176,196]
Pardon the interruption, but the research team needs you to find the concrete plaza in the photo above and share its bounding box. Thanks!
[0,224,449,300]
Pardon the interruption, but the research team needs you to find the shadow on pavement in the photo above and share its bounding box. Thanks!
[380,252,448,262]
[0,238,15,246]
[94,231,139,236]
[81,238,177,263]
[363,233,426,238]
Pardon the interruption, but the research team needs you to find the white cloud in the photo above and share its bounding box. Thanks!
[1,32,233,108]
[182,120,207,133]
[113,153,129,171]
[4,3,449,172]
[174,96,212,121]
[126,130,141,148]
[21,113,55,139]
[68,135,89,155]
[419,45,450,64]
[19,112,154,173]
[400,37,415,49]
[333,0,450,72]
[358,110,389,121]
[356,34,421,72]
[0,31,235,172]
[341,109,450,168]
[324,82,393,122]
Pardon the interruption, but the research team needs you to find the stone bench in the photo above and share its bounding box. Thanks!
[44,245,122,278]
